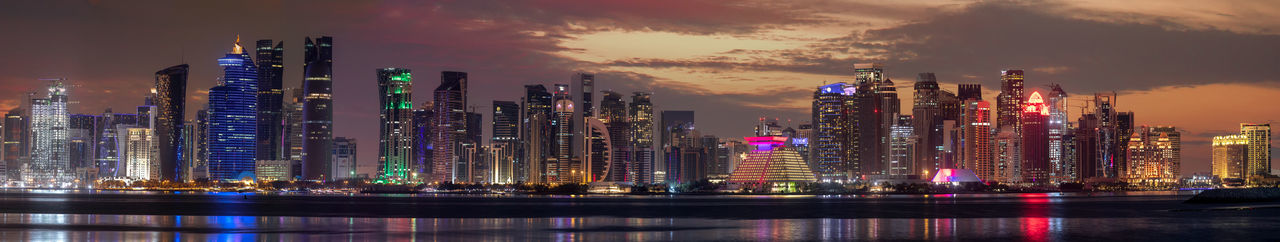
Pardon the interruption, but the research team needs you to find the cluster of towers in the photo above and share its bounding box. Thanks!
[808,64,1196,186]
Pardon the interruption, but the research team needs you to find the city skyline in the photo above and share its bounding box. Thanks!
[1,1,1278,176]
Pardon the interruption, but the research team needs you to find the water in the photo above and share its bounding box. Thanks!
[0,190,1276,241]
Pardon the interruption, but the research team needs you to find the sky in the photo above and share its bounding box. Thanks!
[1,0,1277,175]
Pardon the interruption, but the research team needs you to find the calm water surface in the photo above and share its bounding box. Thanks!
[0,190,1275,241]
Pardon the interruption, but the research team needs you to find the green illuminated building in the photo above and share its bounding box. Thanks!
[377,68,413,181]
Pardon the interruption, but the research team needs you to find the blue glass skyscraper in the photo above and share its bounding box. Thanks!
[207,36,258,181]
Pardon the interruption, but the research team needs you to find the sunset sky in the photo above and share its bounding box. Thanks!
[1,0,1277,175]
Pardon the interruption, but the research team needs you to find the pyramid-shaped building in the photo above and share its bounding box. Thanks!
[728,136,817,184]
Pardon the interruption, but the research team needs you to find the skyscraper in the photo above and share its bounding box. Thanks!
[813,83,852,181]
[3,109,27,180]
[492,101,520,183]
[1212,134,1248,181]
[412,102,434,179]
[962,98,992,181]
[996,70,1025,133]
[1124,126,1180,185]
[1021,91,1050,184]
[301,36,333,181]
[154,64,188,181]
[994,127,1021,183]
[29,79,71,183]
[432,71,467,182]
[572,73,595,162]
[281,88,304,177]
[912,74,943,179]
[1241,123,1271,181]
[551,84,577,183]
[122,127,153,180]
[522,85,553,183]
[599,91,631,182]
[192,109,209,180]
[628,92,654,184]
[1046,84,1070,183]
[660,110,694,183]
[377,68,413,181]
[1092,92,1120,179]
[255,40,284,162]
[207,37,258,181]
[889,115,915,176]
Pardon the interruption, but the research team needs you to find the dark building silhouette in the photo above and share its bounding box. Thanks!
[255,40,284,161]
[302,36,333,181]
[521,85,553,183]
[154,64,188,181]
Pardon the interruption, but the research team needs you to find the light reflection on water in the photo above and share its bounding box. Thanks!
[0,213,1270,241]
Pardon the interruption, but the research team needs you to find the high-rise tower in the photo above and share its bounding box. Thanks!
[628,92,654,184]
[1021,91,1049,184]
[255,40,284,161]
[29,79,71,183]
[301,36,333,181]
[154,64,188,181]
[377,68,413,181]
[432,71,467,182]
[207,37,258,181]
[996,70,1025,133]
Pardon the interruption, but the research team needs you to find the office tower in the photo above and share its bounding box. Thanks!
[664,122,702,183]
[1241,123,1272,180]
[192,109,209,180]
[412,103,434,178]
[1075,114,1099,180]
[572,73,595,162]
[29,79,71,183]
[599,91,631,182]
[522,85,553,183]
[870,77,900,176]
[207,37,259,181]
[1212,134,1248,181]
[912,73,945,178]
[154,64,188,181]
[490,101,519,183]
[68,115,98,175]
[813,83,852,181]
[996,70,1025,133]
[1021,91,1050,184]
[660,110,695,183]
[962,100,993,181]
[1124,126,1180,184]
[1115,111,1135,177]
[458,111,483,182]
[727,136,817,185]
[889,115,915,176]
[301,36,334,181]
[375,68,413,181]
[122,127,153,180]
[583,114,611,182]
[3,109,27,180]
[550,84,577,183]
[332,137,357,179]
[1046,85,1069,183]
[994,126,1021,183]
[255,40,285,162]
[1092,92,1119,179]
[432,71,467,182]
[628,92,654,184]
[281,88,304,177]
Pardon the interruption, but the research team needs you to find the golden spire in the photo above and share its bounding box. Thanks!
[232,35,244,54]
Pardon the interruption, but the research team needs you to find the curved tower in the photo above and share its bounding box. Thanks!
[301,36,333,181]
